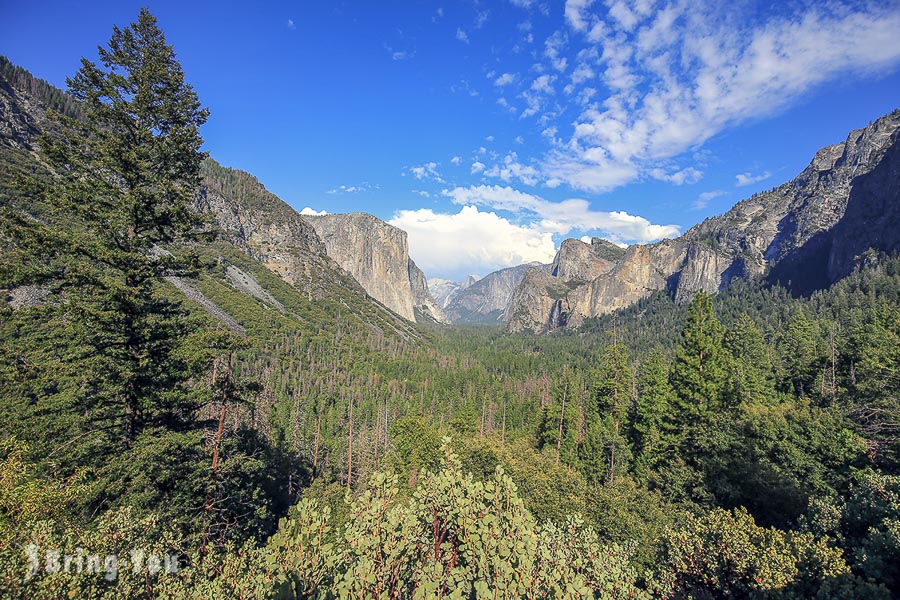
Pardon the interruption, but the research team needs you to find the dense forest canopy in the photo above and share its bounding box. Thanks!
[0,9,898,599]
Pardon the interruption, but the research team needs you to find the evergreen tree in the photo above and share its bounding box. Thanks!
[44,8,214,443]
[725,313,777,405]
[671,291,730,421]
[582,343,633,484]
[0,10,232,517]
[631,348,676,477]
[538,366,582,468]
[780,309,819,398]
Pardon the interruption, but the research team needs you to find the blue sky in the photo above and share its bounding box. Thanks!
[3,1,900,280]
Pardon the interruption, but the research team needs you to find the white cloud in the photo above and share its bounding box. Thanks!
[300,207,327,216]
[735,171,772,187]
[649,166,703,185]
[531,74,556,94]
[543,1,900,192]
[456,28,470,44]
[495,72,516,86]
[407,162,444,182]
[389,205,557,278]
[471,161,486,174]
[483,153,540,186]
[475,11,489,29]
[564,0,595,32]
[326,182,375,194]
[510,0,535,8]
[443,184,680,243]
[693,189,727,210]
[450,156,462,165]
[287,19,296,30]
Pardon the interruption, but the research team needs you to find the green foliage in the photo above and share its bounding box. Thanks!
[806,470,900,595]
[631,348,676,479]
[158,439,648,599]
[0,437,89,529]
[650,506,887,599]
[671,291,731,421]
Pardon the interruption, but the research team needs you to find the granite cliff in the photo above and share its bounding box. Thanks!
[301,213,447,324]
[444,263,549,324]
[508,110,900,333]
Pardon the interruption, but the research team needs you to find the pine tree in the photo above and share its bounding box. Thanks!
[631,348,676,477]
[780,309,819,398]
[0,9,234,517]
[725,313,777,406]
[582,343,633,484]
[37,8,216,446]
[670,291,730,421]
[537,366,582,468]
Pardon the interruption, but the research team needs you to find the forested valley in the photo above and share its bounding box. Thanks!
[1,10,898,599]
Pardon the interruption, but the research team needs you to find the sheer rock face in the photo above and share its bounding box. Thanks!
[429,275,481,309]
[550,239,622,283]
[302,213,417,321]
[408,259,449,324]
[301,213,446,324]
[508,110,900,333]
[446,263,549,324]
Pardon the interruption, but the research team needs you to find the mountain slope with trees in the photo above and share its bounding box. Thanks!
[0,10,898,599]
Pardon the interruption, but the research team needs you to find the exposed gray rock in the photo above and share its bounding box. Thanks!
[291,212,450,324]
[429,275,481,309]
[5,285,49,310]
[225,264,284,311]
[408,258,449,324]
[507,110,900,333]
[446,262,549,324]
[166,276,246,336]
[550,239,621,283]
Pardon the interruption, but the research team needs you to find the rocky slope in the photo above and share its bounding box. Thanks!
[428,275,480,309]
[408,259,448,324]
[508,110,900,333]
[445,263,549,324]
[302,213,447,324]
[0,57,427,340]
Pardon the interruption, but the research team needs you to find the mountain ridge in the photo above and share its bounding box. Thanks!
[507,110,900,333]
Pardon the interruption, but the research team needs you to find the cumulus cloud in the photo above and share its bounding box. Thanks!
[456,28,470,44]
[389,205,557,278]
[300,207,327,216]
[450,156,462,165]
[443,184,680,243]
[471,161,486,174]
[735,171,772,187]
[541,1,900,192]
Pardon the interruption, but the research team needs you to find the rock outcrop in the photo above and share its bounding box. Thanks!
[408,259,449,324]
[508,110,900,333]
[195,161,354,302]
[301,213,417,321]
[445,262,549,324]
[301,212,447,323]
[429,275,480,309]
